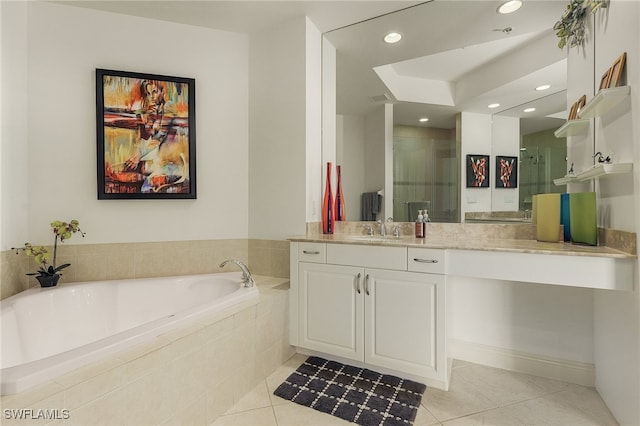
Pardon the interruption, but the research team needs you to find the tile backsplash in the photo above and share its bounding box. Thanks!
[1,239,289,300]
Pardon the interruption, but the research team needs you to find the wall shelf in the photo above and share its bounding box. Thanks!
[575,163,633,181]
[553,175,578,186]
[554,119,590,138]
[579,86,631,119]
[554,163,633,185]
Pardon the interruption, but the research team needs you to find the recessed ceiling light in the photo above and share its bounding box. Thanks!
[497,0,523,14]
[523,107,536,113]
[419,117,429,122]
[488,103,500,109]
[535,84,551,91]
[384,32,402,44]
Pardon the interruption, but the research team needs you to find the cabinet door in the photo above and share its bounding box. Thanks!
[364,269,446,381]
[299,263,364,362]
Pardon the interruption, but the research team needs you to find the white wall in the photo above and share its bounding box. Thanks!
[321,38,337,224]
[1,2,250,248]
[491,115,520,211]
[460,112,520,216]
[449,277,594,363]
[460,112,492,216]
[566,12,596,197]
[1,1,29,250]
[306,18,323,226]
[249,17,315,239]
[363,106,386,220]
[590,1,640,424]
[337,115,365,222]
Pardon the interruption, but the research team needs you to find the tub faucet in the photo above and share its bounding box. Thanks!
[219,259,255,287]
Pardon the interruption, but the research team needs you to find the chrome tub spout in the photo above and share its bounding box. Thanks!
[219,259,255,287]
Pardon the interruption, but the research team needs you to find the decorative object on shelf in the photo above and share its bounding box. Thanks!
[466,154,489,188]
[598,52,627,92]
[553,0,607,49]
[568,95,587,120]
[599,67,613,91]
[535,193,561,242]
[96,69,196,199]
[12,220,85,287]
[334,164,346,221]
[609,52,626,87]
[561,193,571,242]
[495,156,518,188]
[593,151,611,164]
[570,192,597,246]
[322,162,335,234]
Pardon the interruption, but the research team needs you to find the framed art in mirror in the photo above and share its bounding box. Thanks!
[496,156,518,188]
[96,69,196,199]
[466,154,489,188]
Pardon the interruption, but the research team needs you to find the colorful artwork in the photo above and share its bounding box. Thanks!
[496,156,518,188]
[96,69,196,199]
[466,155,489,188]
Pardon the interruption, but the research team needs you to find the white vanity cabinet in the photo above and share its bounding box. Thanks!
[363,268,445,382]
[298,262,364,361]
[290,242,449,390]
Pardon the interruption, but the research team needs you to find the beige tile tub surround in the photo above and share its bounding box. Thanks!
[1,239,290,300]
[0,276,294,426]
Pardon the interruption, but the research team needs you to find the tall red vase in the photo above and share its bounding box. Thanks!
[334,165,346,222]
[322,162,335,234]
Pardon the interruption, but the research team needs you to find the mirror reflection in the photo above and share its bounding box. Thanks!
[493,90,567,212]
[324,1,569,223]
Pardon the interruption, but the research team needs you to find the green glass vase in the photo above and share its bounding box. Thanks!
[570,192,597,246]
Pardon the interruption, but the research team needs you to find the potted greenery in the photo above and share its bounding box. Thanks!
[13,220,85,287]
[553,0,607,49]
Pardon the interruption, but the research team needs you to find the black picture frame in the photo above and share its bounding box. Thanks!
[495,156,518,188]
[96,69,196,199]
[466,154,489,188]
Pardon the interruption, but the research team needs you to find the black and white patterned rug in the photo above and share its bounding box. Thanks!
[273,356,426,426]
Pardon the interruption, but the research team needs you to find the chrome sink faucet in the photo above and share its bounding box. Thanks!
[364,224,375,235]
[377,219,387,237]
[219,259,255,287]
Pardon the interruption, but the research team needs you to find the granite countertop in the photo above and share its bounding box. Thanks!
[288,234,636,259]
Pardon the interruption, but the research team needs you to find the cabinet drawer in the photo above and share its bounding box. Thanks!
[407,248,445,274]
[327,244,406,270]
[298,242,326,263]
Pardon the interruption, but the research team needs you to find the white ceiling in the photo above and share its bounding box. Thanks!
[55,1,422,34]
[59,0,569,133]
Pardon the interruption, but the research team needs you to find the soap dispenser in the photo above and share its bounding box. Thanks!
[415,210,425,238]
[423,210,430,237]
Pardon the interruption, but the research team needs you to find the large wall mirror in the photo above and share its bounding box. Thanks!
[323,0,571,223]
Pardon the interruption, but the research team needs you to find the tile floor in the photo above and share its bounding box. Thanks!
[212,354,619,426]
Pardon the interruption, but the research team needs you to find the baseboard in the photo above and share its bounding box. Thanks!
[450,339,595,387]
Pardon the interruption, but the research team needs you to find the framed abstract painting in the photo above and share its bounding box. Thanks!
[96,69,196,199]
[496,156,518,188]
[466,154,489,188]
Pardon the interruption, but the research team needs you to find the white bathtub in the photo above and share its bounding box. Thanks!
[0,272,259,395]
